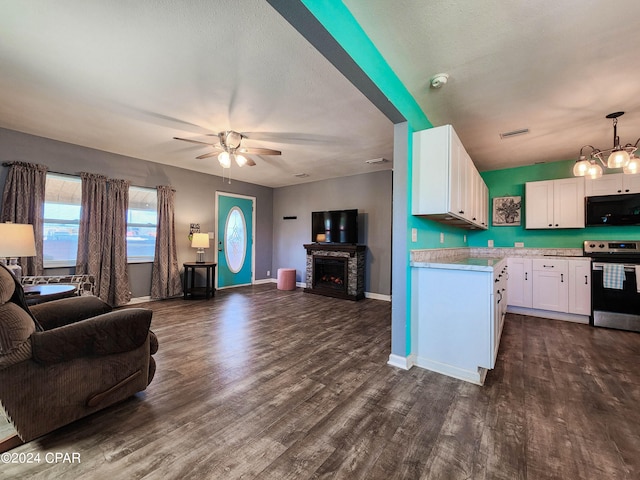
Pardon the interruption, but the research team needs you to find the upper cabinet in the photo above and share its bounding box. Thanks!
[585,172,640,196]
[413,125,488,229]
[525,177,585,229]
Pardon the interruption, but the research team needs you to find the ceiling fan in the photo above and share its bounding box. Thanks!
[174,130,281,168]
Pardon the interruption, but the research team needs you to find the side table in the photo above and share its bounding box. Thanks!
[24,284,77,306]
[183,262,216,300]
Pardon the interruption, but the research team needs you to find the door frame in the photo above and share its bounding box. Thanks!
[214,191,256,289]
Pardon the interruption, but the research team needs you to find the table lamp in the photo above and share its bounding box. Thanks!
[191,233,210,263]
[0,223,37,280]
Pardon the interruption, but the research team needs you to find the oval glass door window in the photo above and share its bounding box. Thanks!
[224,206,247,273]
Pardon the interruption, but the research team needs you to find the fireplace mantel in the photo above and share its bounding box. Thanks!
[303,243,366,257]
[303,244,366,301]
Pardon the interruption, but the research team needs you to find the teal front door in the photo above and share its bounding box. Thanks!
[216,192,254,289]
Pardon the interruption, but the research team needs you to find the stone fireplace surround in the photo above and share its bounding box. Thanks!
[303,243,366,301]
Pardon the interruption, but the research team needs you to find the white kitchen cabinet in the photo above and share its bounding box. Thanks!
[568,259,591,315]
[525,177,585,229]
[507,257,533,307]
[532,258,569,312]
[412,258,506,385]
[585,172,640,196]
[413,125,488,229]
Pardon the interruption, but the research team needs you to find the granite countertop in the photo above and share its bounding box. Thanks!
[411,257,505,272]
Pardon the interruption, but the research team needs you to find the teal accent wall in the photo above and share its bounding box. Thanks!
[469,160,640,247]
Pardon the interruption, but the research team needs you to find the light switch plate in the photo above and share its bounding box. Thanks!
[411,228,417,242]
[440,232,445,244]
[488,239,494,247]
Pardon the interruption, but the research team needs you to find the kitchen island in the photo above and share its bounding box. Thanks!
[411,256,508,385]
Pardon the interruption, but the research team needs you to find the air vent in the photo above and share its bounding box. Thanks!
[499,128,529,139]
[293,173,309,178]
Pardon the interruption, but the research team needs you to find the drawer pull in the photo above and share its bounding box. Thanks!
[585,275,588,285]
[543,264,554,268]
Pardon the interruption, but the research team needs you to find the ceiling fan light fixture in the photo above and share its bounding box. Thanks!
[224,131,242,149]
[235,154,248,167]
[218,151,231,169]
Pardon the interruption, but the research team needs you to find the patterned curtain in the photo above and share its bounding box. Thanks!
[100,178,131,306]
[76,173,131,306]
[76,173,107,282]
[151,186,183,299]
[1,161,48,275]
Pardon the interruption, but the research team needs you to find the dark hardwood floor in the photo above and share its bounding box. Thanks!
[3,284,640,479]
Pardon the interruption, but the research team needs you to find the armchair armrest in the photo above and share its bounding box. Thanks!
[29,296,113,330]
[30,308,153,364]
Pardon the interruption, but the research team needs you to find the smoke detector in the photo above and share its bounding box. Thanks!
[430,73,449,89]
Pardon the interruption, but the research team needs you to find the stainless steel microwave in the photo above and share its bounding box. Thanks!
[586,194,640,226]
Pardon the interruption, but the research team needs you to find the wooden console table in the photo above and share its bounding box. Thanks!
[183,262,216,300]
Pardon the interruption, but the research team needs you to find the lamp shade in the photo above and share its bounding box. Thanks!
[218,151,231,169]
[607,149,630,168]
[191,233,210,249]
[0,223,36,257]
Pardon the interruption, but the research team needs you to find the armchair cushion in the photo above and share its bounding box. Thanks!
[31,308,153,365]
[30,296,113,331]
[0,303,36,367]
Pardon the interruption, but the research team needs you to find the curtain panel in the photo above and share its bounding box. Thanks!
[0,161,48,275]
[76,173,131,306]
[151,185,182,299]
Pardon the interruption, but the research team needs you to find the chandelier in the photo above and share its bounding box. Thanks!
[573,112,640,179]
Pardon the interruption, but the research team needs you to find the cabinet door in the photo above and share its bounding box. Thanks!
[525,180,554,228]
[449,132,466,218]
[507,258,532,307]
[480,181,489,229]
[622,174,640,194]
[568,261,591,315]
[585,173,622,196]
[553,177,585,228]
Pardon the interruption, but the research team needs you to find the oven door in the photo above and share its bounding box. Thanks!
[592,262,640,332]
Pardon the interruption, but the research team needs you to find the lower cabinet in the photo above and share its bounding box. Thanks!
[412,259,507,385]
[507,256,591,318]
[532,258,569,312]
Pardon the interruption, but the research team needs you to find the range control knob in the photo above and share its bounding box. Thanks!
[599,244,605,248]
[589,243,595,248]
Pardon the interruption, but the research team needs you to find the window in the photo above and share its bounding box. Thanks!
[127,186,157,263]
[43,174,81,268]
[43,174,157,267]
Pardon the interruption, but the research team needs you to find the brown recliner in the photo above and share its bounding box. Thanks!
[0,263,158,444]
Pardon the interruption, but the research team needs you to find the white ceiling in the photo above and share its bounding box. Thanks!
[2,1,640,187]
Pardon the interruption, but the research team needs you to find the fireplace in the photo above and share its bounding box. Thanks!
[303,243,366,300]
[312,256,348,294]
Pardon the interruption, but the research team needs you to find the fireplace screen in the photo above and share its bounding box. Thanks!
[313,256,348,292]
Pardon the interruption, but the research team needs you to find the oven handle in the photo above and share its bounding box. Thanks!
[592,262,638,272]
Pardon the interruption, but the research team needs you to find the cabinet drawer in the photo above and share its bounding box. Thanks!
[532,258,568,273]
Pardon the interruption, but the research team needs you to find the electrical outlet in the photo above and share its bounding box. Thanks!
[463,235,467,243]
[267,270,270,277]
[411,228,417,242]
[440,232,445,244]
[488,239,494,247]
[514,242,524,248]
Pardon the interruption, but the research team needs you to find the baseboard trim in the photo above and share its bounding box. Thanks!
[387,353,415,370]
[415,356,487,385]
[365,292,391,302]
[253,278,273,285]
[128,296,153,305]
[507,306,590,324]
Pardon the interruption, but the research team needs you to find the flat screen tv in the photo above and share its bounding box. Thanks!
[312,209,358,244]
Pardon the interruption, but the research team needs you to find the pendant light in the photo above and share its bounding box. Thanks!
[573,112,640,177]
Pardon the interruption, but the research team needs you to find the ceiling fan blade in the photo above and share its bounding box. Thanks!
[238,147,282,156]
[173,137,218,147]
[196,151,220,160]
[246,158,257,166]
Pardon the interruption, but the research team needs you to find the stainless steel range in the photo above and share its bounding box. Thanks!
[584,240,640,332]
